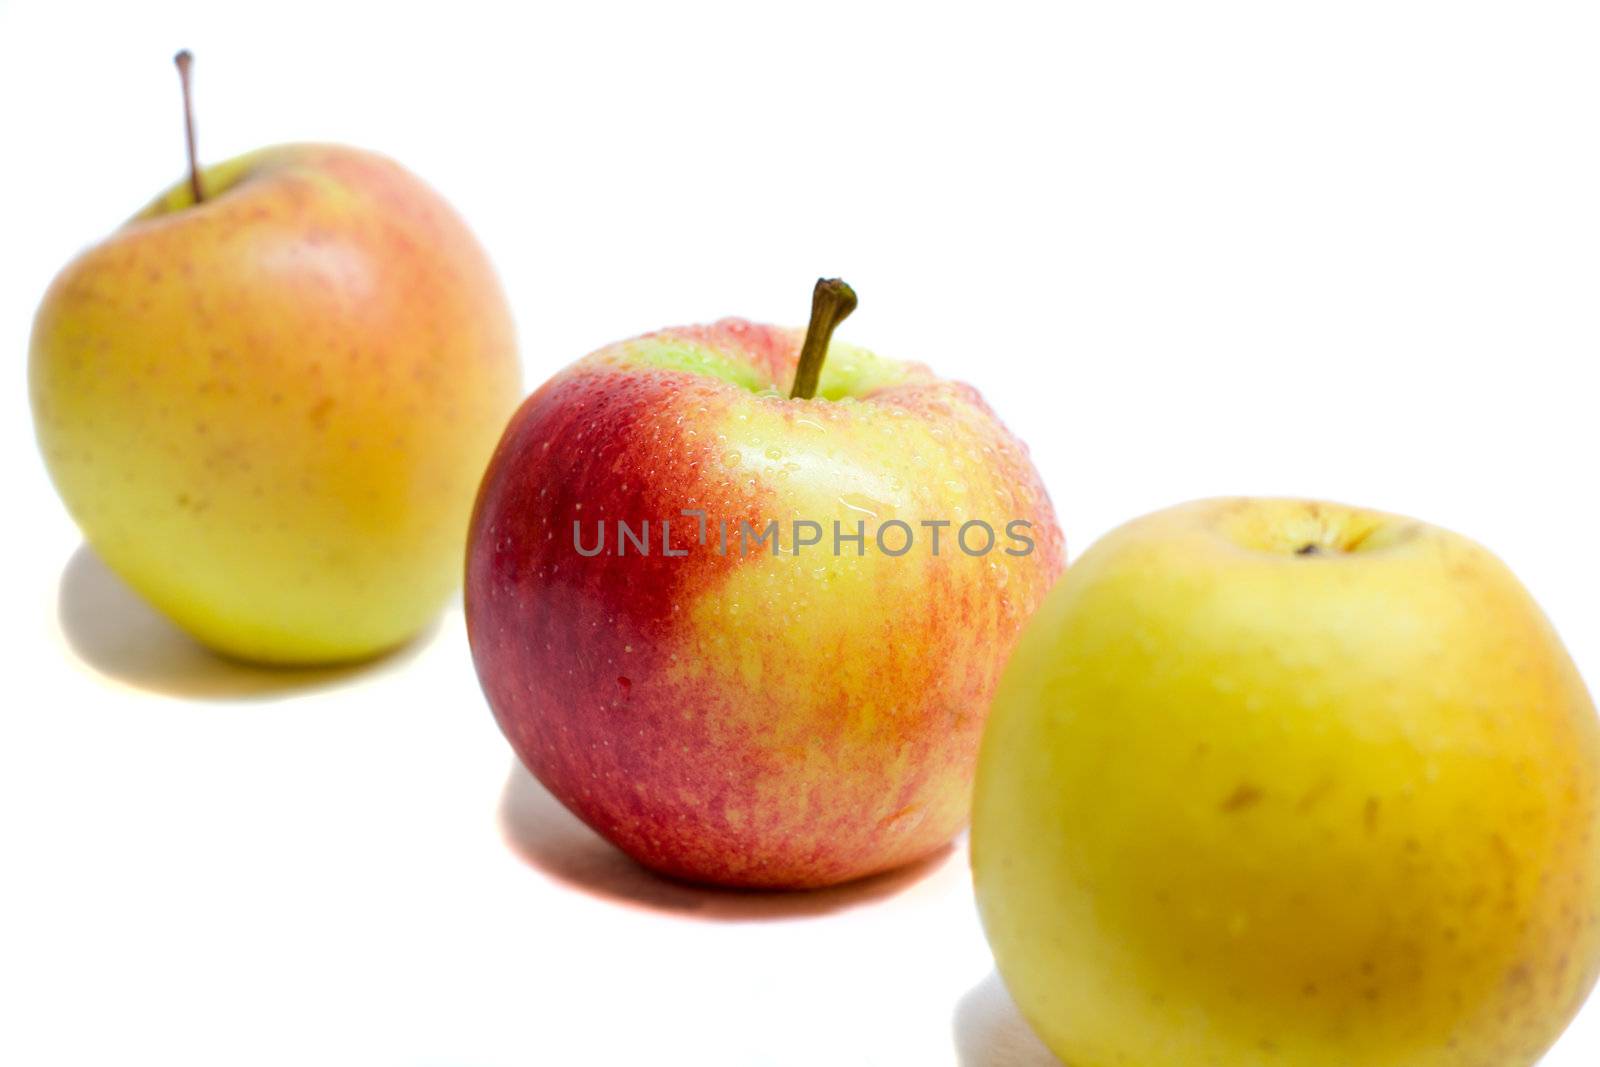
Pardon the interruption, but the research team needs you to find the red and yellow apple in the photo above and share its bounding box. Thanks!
[974,498,1600,1066]
[467,282,1063,888]
[30,56,521,664]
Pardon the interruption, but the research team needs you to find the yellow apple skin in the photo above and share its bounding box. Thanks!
[973,498,1600,1067]
[30,145,521,664]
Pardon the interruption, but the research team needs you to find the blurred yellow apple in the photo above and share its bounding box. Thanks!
[30,136,521,663]
[973,497,1600,1066]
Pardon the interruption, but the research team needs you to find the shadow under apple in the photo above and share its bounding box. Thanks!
[56,543,430,701]
[953,970,1062,1067]
[497,759,956,921]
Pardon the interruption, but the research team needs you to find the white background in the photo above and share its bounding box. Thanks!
[2,1,1598,1064]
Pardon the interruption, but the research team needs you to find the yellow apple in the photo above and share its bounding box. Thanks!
[973,497,1600,1067]
[30,141,521,663]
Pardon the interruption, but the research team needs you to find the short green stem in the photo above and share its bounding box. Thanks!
[789,278,858,400]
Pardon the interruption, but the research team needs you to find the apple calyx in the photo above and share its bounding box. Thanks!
[174,50,205,204]
[788,277,858,400]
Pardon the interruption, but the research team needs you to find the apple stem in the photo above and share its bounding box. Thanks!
[789,278,859,400]
[174,50,205,204]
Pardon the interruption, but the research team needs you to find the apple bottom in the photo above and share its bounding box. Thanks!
[477,555,1000,889]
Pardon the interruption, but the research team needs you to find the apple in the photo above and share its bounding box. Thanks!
[973,497,1600,1066]
[30,53,521,664]
[467,280,1064,888]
